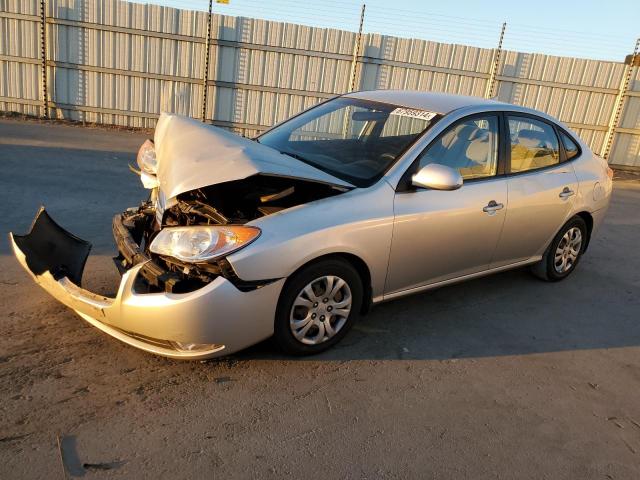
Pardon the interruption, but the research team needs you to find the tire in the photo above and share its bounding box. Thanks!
[274,258,363,356]
[531,216,587,282]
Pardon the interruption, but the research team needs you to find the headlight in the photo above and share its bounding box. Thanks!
[137,139,157,175]
[149,225,261,263]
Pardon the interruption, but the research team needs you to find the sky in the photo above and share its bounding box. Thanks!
[151,0,638,61]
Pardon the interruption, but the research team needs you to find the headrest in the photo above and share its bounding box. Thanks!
[442,124,477,146]
[466,133,493,163]
[456,124,478,141]
[517,129,545,148]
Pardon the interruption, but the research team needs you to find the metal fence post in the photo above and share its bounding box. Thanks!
[601,37,640,161]
[348,4,366,93]
[39,0,49,118]
[201,0,213,122]
[484,22,506,99]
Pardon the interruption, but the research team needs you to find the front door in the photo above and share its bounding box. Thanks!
[385,114,508,295]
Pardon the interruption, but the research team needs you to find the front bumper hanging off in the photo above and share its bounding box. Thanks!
[9,208,285,359]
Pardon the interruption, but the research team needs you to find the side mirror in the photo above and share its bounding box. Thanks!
[411,164,463,191]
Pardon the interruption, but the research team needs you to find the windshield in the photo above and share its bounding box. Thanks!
[257,97,440,187]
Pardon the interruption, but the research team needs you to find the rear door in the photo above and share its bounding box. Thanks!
[490,114,579,268]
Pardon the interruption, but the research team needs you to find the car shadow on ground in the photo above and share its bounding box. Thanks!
[227,260,640,362]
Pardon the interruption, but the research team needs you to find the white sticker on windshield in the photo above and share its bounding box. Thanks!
[391,108,438,121]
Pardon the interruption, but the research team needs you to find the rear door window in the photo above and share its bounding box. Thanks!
[507,116,560,173]
[560,131,580,160]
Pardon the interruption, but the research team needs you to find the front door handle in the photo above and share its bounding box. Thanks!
[559,187,575,199]
[483,200,504,215]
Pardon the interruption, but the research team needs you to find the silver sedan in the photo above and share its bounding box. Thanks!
[10,90,613,359]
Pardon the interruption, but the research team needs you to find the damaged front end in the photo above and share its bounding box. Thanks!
[10,205,288,359]
[116,173,346,295]
[117,112,351,296]
[10,114,353,359]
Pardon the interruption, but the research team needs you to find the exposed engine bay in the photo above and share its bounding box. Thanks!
[111,114,354,295]
[163,174,348,227]
[114,174,349,294]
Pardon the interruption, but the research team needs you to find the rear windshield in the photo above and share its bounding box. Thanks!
[257,97,440,187]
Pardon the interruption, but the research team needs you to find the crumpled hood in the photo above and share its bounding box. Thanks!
[153,113,353,201]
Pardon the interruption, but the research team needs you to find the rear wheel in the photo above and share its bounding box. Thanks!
[531,216,587,282]
[274,259,362,355]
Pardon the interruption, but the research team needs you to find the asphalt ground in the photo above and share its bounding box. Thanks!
[1,117,639,479]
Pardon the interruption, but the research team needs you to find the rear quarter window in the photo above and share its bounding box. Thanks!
[560,131,580,160]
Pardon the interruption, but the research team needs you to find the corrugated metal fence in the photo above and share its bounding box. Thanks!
[1,0,639,168]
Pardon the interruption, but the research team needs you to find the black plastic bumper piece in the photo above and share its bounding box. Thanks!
[11,207,92,286]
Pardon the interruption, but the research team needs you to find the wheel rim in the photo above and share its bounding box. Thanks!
[554,227,582,274]
[289,275,352,345]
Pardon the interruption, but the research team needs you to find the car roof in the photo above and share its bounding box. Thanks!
[344,90,506,114]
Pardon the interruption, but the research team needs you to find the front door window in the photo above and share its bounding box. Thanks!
[416,115,499,180]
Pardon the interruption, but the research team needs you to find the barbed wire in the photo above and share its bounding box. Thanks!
[150,0,635,61]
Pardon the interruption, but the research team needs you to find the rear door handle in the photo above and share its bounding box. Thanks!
[483,200,504,215]
[559,187,575,199]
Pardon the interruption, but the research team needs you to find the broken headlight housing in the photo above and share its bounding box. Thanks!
[149,225,261,263]
[137,139,159,189]
[137,139,157,174]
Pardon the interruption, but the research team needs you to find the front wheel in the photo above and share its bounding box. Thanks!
[531,216,587,282]
[274,259,363,355]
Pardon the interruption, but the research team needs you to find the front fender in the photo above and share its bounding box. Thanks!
[227,181,395,301]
